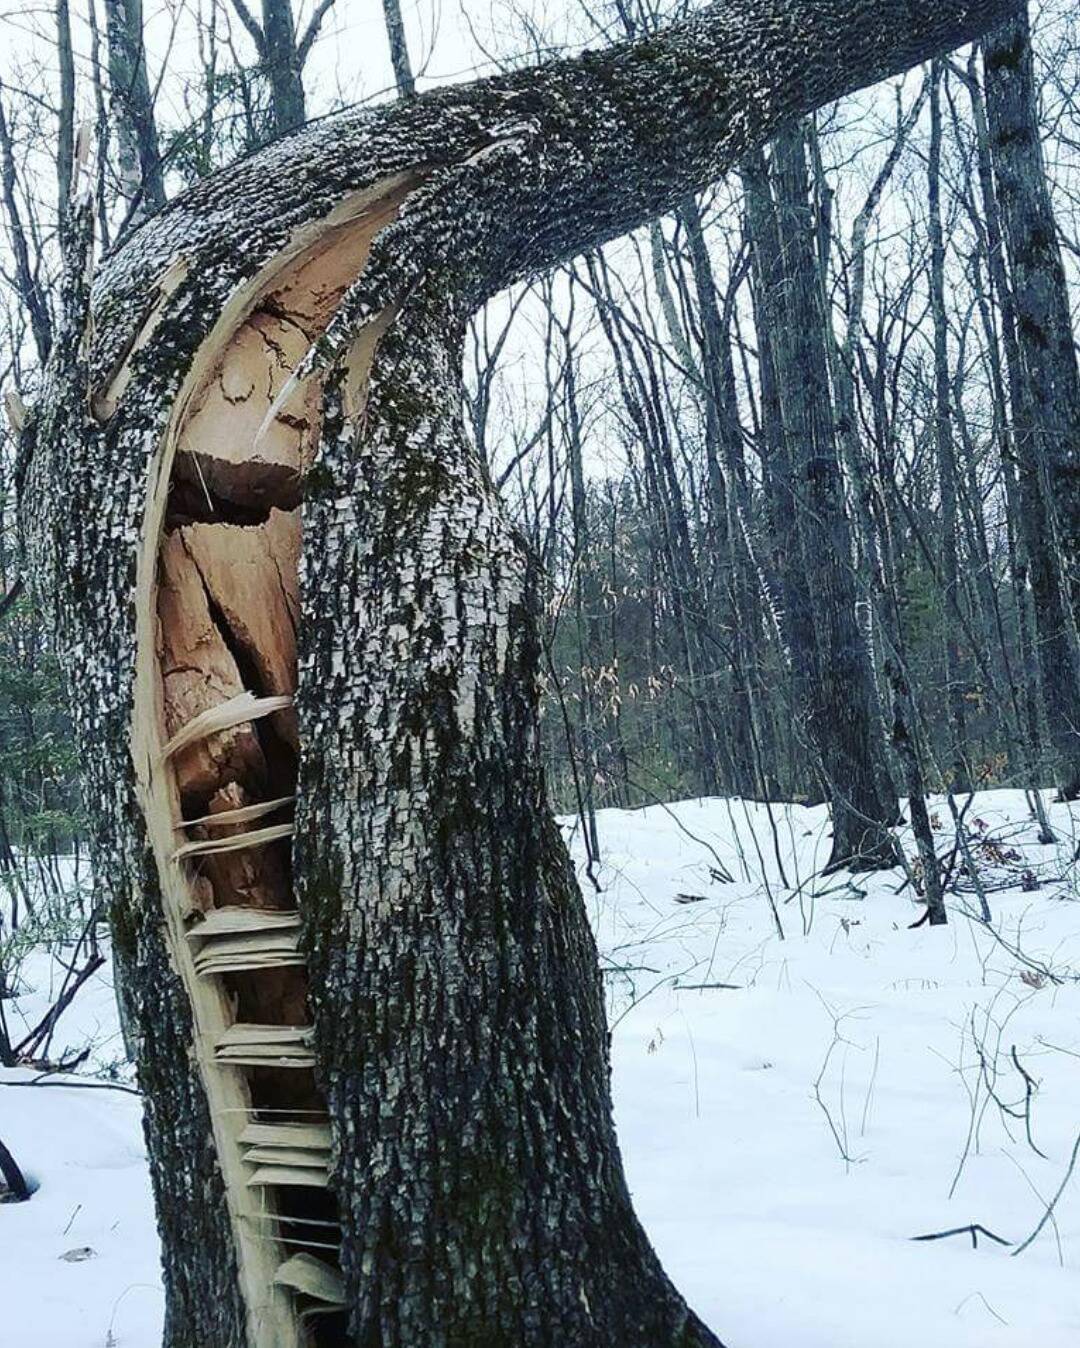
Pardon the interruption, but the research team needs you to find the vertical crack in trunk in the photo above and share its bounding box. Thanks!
[130,177,412,1348]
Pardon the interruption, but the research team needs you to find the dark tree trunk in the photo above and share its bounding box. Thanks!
[741,146,823,802]
[381,0,415,99]
[957,51,1054,836]
[261,0,306,137]
[745,125,898,870]
[18,2,1017,1344]
[0,91,53,361]
[983,9,1080,799]
[678,196,762,797]
[886,661,947,925]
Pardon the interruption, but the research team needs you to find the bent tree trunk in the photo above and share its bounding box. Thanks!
[19,1,1016,1344]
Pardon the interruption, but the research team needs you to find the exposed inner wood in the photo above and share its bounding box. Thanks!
[132,173,417,1348]
[173,821,296,862]
[180,794,295,830]
[275,1253,347,1306]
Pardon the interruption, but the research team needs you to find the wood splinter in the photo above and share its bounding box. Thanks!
[159,692,293,761]
[173,822,295,862]
[180,796,295,830]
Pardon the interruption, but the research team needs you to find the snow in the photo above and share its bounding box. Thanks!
[3,789,1080,1346]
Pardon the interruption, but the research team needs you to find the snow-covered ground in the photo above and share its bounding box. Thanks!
[3,789,1080,1347]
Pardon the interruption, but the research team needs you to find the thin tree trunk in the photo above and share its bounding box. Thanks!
[55,0,75,218]
[0,89,52,361]
[928,61,973,793]
[103,0,165,216]
[886,661,947,925]
[381,0,415,98]
[741,146,824,804]
[678,198,761,796]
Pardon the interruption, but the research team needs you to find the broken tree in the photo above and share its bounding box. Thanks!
[19,0,1018,1344]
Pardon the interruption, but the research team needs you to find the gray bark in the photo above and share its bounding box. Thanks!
[19,1,1019,1344]
[928,62,973,793]
[983,9,1080,798]
[771,125,898,867]
[230,0,333,140]
[381,0,415,99]
[102,0,166,216]
[743,127,898,866]
[55,0,75,222]
[261,0,305,136]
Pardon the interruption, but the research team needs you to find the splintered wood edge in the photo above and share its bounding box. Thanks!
[239,1122,331,1148]
[180,795,295,829]
[172,821,295,862]
[129,170,419,1347]
[159,692,293,760]
[186,907,301,935]
[274,1253,346,1305]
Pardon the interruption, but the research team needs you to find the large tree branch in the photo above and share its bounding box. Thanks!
[226,0,265,55]
[296,0,340,66]
[91,0,1019,389]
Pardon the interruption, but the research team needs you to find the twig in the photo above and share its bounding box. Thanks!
[13,947,105,1061]
[911,1223,1011,1248]
[1010,1044,1047,1159]
[0,1074,141,1097]
[676,982,742,991]
[1011,1128,1080,1256]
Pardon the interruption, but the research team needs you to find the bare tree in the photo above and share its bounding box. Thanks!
[928,61,974,791]
[228,0,340,138]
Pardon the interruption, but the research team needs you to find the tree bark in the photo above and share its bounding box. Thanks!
[381,0,415,99]
[261,0,306,137]
[928,62,973,793]
[744,126,898,868]
[103,0,166,216]
[19,1,1019,1344]
[983,8,1080,799]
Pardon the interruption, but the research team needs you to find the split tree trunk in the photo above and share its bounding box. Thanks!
[19,2,1018,1344]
